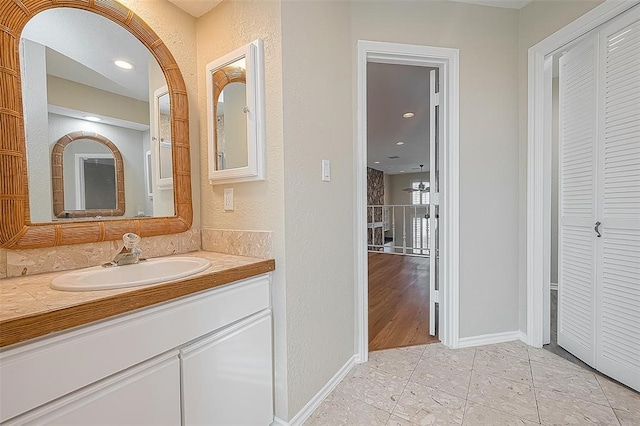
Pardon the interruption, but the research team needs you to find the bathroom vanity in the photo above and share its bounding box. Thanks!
[0,252,275,425]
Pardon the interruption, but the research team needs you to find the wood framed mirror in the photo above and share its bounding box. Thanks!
[0,0,192,249]
[51,131,125,219]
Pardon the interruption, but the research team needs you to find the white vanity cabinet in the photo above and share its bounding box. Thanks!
[181,311,273,425]
[0,274,273,425]
[8,353,182,425]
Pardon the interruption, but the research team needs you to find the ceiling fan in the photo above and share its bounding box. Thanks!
[402,164,429,193]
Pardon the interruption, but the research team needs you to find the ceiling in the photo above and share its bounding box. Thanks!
[166,0,531,18]
[367,62,434,175]
[167,0,222,17]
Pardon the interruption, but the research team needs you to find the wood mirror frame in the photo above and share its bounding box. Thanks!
[51,131,126,219]
[0,0,192,249]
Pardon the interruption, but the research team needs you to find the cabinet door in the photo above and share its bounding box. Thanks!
[8,353,181,425]
[181,310,273,426]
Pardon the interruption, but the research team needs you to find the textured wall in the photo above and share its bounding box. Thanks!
[516,0,604,333]
[281,0,354,419]
[194,0,288,418]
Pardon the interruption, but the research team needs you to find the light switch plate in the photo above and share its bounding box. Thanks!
[322,159,331,182]
[223,188,234,211]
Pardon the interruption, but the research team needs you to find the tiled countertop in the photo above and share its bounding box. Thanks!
[0,251,275,348]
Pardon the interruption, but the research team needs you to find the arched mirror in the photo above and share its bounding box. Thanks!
[207,40,265,185]
[51,132,125,219]
[0,0,192,249]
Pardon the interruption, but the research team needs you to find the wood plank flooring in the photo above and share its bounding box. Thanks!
[368,252,439,352]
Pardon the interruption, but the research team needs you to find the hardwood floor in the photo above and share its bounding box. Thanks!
[368,252,439,352]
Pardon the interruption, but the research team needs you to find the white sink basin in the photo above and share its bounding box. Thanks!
[51,257,211,291]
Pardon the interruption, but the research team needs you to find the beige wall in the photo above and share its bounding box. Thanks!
[516,0,603,332]
[281,0,354,418]
[195,0,289,418]
[352,1,521,338]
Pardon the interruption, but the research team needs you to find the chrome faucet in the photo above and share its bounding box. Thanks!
[103,233,143,267]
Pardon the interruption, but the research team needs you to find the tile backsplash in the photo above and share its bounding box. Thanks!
[201,229,272,259]
[1,229,201,278]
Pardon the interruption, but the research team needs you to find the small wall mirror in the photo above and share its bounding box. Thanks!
[207,39,265,184]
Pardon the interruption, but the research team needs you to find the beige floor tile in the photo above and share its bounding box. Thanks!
[596,375,640,414]
[614,408,640,426]
[531,361,608,406]
[304,392,391,426]
[467,371,539,422]
[527,348,588,373]
[536,388,620,425]
[422,344,476,369]
[392,381,465,425]
[475,341,530,361]
[473,350,533,384]
[368,348,422,380]
[387,414,419,425]
[463,402,540,425]
[409,360,472,399]
[400,344,429,356]
[334,364,408,412]
[476,340,529,359]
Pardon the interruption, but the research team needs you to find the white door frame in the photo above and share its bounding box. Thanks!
[526,0,639,348]
[355,40,460,362]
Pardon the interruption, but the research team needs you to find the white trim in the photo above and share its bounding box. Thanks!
[526,0,639,348]
[457,331,524,348]
[355,40,460,363]
[272,355,356,426]
[550,282,558,291]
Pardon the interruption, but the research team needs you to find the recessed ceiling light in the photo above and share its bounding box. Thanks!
[84,116,102,122]
[374,161,380,164]
[396,141,405,145]
[402,112,415,118]
[114,60,134,70]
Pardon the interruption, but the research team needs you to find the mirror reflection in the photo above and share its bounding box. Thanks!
[155,88,173,183]
[213,58,248,171]
[51,131,125,219]
[65,140,114,210]
[20,7,174,222]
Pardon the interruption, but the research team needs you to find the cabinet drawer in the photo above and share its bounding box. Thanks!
[5,352,181,426]
[0,274,270,422]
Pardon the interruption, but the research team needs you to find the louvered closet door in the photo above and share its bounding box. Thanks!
[557,34,599,368]
[595,7,640,391]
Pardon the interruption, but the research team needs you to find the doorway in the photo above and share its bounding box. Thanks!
[366,62,439,352]
[355,40,460,363]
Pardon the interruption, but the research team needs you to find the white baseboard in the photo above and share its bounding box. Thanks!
[457,331,523,348]
[550,282,558,291]
[272,355,356,426]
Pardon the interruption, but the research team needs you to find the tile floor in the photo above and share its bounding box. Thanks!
[304,341,640,425]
